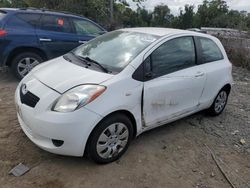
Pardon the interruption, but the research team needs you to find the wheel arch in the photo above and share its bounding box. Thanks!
[221,83,231,94]
[6,47,48,67]
[84,109,137,156]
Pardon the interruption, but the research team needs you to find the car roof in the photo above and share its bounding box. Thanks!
[120,27,206,37]
[0,8,84,19]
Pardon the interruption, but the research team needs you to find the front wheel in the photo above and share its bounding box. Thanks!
[87,114,133,164]
[11,52,43,80]
[207,89,229,116]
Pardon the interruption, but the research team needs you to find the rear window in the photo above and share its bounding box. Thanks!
[40,15,72,33]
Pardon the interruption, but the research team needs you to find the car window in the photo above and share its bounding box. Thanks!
[199,37,223,63]
[6,13,40,29]
[16,13,41,27]
[150,36,196,77]
[40,15,72,33]
[72,19,103,36]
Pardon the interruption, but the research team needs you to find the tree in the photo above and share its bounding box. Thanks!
[152,4,173,27]
[174,5,195,29]
[1,0,250,31]
[196,0,229,27]
[0,0,27,7]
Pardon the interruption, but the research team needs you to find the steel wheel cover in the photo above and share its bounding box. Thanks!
[96,122,129,159]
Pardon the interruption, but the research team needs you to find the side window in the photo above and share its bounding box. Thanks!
[199,37,224,63]
[150,36,196,77]
[6,13,41,29]
[72,19,102,36]
[40,15,72,33]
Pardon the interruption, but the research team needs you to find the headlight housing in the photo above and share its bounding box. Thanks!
[52,85,106,113]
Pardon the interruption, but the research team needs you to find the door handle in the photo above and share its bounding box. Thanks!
[39,38,52,42]
[79,40,87,44]
[195,72,205,77]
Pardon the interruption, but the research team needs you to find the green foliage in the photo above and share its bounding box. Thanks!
[172,5,195,29]
[152,4,172,27]
[0,0,250,31]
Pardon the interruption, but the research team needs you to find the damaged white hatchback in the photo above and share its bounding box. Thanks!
[15,28,233,163]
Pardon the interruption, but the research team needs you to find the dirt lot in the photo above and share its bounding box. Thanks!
[0,66,249,188]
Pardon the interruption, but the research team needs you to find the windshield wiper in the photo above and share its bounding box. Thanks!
[69,52,109,73]
[83,57,109,73]
[75,55,91,66]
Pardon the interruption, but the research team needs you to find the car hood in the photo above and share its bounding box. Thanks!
[32,56,113,93]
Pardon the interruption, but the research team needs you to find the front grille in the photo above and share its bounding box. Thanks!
[20,88,40,108]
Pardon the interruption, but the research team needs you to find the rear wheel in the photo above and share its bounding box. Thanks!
[87,113,133,164]
[11,52,43,80]
[207,89,229,116]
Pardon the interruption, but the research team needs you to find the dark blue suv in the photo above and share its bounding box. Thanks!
[0,8,106,79]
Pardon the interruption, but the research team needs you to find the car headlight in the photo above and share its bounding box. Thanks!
[52,85,106,113]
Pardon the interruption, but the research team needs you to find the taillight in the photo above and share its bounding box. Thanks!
[0,29,7,36]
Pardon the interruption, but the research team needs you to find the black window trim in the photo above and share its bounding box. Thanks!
[133,35,200,82]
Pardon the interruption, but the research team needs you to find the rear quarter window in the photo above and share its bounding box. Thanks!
[199,37,224,63]
[5,13,41,29]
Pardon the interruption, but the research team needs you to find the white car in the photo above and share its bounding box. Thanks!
[15,28,233,163]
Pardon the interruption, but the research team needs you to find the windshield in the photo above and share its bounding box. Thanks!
[73,30,159,72]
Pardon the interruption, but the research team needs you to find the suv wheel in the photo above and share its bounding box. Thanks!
[87,113,133,164]
[11,52,43,80]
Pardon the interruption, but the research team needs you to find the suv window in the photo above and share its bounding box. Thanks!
[149,36,196,77]
[16,13,41,27]
[72,19,102,36]
[6,13,40,29]
[40,15,72,33]
[199,37,223,63]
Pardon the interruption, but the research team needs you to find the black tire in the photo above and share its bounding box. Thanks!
[11,52,43,80]
[87,113,133,164]
[207,88,229,116]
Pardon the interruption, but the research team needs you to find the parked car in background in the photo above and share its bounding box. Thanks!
[15,28,232,163]
[187,28,207,34]
[0,8,106,79]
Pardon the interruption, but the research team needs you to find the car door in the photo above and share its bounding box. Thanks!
[36,14,79,58]
[143,36,206,128]
[71,18,106,44]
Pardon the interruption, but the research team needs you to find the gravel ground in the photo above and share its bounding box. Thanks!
[0,66,249,188]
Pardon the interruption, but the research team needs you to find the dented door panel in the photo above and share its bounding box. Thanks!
[143,66,206,128]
